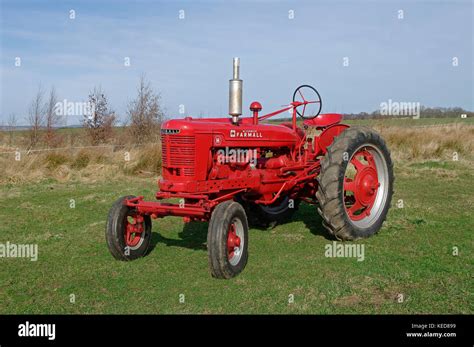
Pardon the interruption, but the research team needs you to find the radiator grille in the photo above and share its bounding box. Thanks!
[161,135,195,176]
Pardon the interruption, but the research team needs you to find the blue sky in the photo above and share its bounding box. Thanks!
[0,0,472,125]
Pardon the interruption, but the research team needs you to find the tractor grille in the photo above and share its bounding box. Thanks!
[161,134,195,177]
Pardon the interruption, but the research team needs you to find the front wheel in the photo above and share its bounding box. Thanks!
[105,195,152,260]
[207,201,249,279]
[316,127,394,240]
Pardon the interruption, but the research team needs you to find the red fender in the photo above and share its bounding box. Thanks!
[303,113,343,128]
[314,124,350,155]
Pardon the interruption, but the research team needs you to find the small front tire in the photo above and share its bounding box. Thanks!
[207,201,249,279]
[105,195,152,260]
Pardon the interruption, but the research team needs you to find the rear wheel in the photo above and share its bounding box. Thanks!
[207,201,249,279]
[106,195,152,260]
[316,127,394,240]
[237,196,299,228]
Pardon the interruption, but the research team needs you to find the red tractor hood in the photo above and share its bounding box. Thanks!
[161,117,300,147]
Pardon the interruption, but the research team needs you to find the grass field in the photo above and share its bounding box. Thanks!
[0,119,473,314]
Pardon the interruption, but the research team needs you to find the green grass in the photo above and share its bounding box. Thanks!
[408,160,457,170]
[0,160,472,314]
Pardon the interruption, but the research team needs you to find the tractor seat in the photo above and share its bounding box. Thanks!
[303,113,342,128]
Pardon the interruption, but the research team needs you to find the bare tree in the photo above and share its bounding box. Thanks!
[44,86,59,147]
[83,86,115,145]
[7,113,17,146]
[127,74,164,143]
[27,85,45,149]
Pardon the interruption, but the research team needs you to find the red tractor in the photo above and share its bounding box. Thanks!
[106,58,394,278]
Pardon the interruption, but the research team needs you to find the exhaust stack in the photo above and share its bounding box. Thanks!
[229,57,243,124]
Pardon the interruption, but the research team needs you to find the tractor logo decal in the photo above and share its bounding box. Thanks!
[229,129,263,138]
[214,135,223,145]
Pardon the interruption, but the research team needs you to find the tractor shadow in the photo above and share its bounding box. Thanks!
[149,221,208,252]
[148,202,331,253]
[294,203,334,240]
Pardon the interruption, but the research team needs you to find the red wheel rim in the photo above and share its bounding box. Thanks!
[344,148,380,221]
[227,223,241,261]
[124,213,144,248]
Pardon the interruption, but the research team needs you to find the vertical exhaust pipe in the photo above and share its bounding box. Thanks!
[229,57,243,124]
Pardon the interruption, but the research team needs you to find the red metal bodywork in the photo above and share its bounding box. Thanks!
[303,113,342,128]
[125,100,349,222]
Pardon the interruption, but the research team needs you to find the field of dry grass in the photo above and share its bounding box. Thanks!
[0,143,161,184]
[373,123,474,162]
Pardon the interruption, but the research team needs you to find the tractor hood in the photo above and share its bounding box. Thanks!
[161,117,300,147]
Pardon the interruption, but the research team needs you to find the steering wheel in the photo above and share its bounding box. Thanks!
[292,85,322,119]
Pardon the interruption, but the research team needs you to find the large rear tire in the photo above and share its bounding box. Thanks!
[316,127,394,240]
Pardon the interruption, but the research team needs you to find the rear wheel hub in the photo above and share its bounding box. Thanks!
[356,167,379,206]
[343,148,381,221]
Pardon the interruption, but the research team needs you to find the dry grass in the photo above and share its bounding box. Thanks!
[375,123,474,162]
[124,143,162,175]
[0,143,162,184]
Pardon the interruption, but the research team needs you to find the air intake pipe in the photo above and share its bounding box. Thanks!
[229,57,243,124]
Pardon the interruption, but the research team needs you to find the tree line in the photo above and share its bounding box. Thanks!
[343,107,472,120]
[7,74,164,149]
